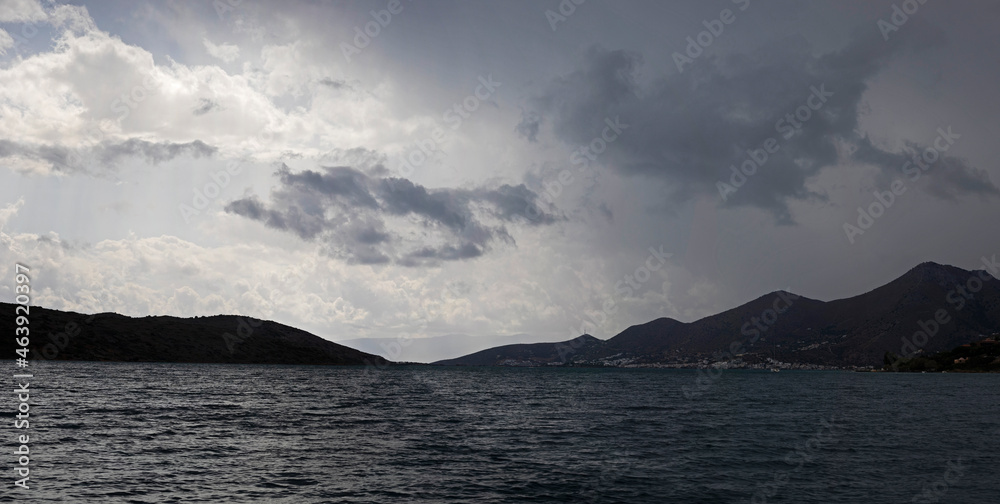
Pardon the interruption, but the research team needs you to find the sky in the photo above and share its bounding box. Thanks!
[1,0,999,361]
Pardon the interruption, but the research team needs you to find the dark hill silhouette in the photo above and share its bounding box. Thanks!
[1,304,387,366]
[434,262,1000,367]
[433,334,603,366]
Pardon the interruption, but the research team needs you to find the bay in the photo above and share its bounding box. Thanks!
[13,362,1000,503]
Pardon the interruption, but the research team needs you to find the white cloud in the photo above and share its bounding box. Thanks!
[0,228,366,332]
[0,28,13,55]
[0,198,24,232]
[0,11,422,174]
[203,38,240,63]
[47,3,98,33]
[0,198,640,345]
[0,0,46,23]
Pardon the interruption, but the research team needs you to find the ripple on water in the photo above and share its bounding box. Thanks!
[21,362,1000,503]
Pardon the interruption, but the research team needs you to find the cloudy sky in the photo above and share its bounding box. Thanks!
[2,0,999,360]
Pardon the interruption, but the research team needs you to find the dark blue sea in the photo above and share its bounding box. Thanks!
[9,362,1000,503]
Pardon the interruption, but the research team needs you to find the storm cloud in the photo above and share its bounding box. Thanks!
[524,24,996,223]
[1,138,216,174]
[225,163,559,266]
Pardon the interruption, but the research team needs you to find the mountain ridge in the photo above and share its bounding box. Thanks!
[434,261,1000,368]
[4,261,996,369]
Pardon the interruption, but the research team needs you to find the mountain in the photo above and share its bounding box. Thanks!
[339,333,554,363]
[434,262,1000,368]
[433,335,605,366]
[1,303,388,366]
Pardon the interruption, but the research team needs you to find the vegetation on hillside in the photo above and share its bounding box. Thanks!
[884,335,1000,372]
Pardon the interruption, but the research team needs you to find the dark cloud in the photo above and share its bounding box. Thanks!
[1,138,216,173]
[597,202,613,222]
[523,23,994,223]
[853,136,1000,201]
[278,164,380,208]
[515,111,541,142]
[319,77,350,90]
[378,177,469,227]
[96,139,217,166]
[475,183,560,224]
[225,163,560,266]
[924,158,999,200]
[193,98,220,115]
[36,234,75,251]
[399,243,482,267]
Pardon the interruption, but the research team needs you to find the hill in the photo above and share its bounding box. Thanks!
[1,303,387,366]
[433,335,604,366]
[434,262,1000,368]
[340,333,554,363]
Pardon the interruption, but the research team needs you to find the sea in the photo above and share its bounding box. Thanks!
[8,362,999,503]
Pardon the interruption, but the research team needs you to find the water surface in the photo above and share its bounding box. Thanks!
[12,362,1000,503]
